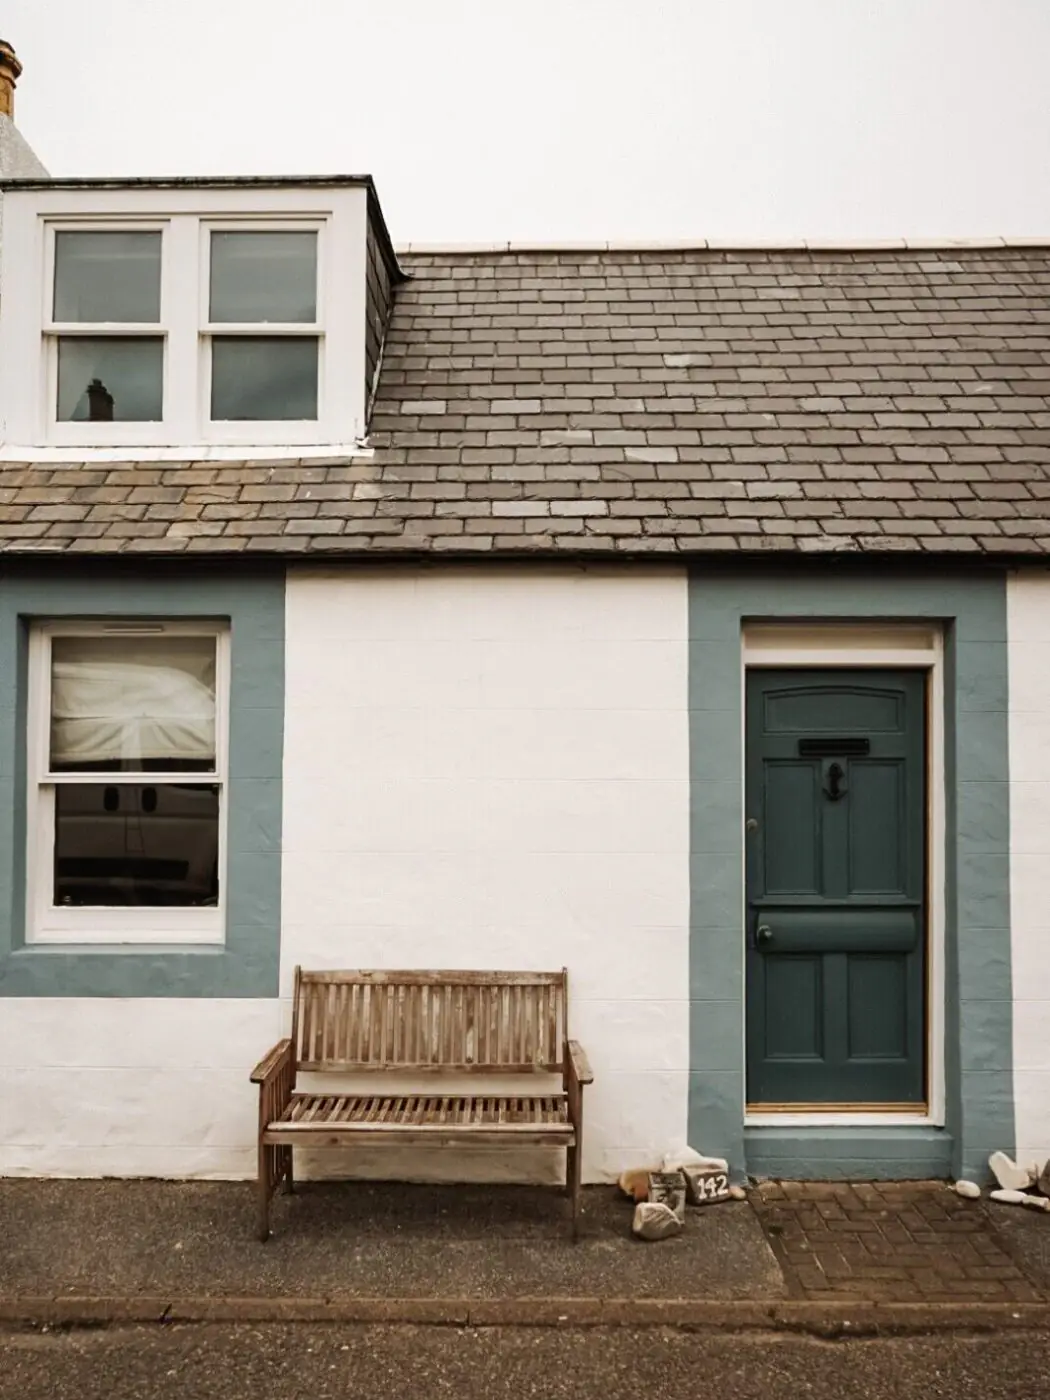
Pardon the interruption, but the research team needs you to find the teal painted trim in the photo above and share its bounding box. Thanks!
[0,566,285,998]
[688,569,1012,1182]
[744,1126,953,1180]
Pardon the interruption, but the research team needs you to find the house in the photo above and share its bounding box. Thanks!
[0,41,1047,1187]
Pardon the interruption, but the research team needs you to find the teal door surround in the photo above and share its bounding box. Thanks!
[688,569,1012,1183]
[745,669,927,1110]
[0,564,285,999]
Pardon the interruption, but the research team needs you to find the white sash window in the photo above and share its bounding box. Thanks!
[27,622,230,944]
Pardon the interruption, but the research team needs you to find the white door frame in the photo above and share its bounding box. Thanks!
[741,623,946,1129]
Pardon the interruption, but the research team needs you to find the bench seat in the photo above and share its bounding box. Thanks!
[265,1092,574,1145]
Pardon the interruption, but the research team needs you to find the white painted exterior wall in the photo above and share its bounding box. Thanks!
[0,565,690,1181]
[280,566,691,1183]
[0,999,279,1177]
[1008,569,1050,1170]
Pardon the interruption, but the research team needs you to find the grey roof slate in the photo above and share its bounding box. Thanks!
[3,244,1050,558]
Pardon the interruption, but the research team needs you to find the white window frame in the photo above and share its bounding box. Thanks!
[0,183,369,455]
[740,622,947,1130]
[26,619,231,946]
[43,219,172,449]
[197,218,326,445]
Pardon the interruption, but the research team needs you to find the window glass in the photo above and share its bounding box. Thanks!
[54,231,162,323]
[209,230,317,323]
[54,782,219,908]
[50,635,217,773]
[56,337,164,422]
[210,336,319,420]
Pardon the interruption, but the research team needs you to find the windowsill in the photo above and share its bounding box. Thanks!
[12,941,227,956]
[0,441,374,463]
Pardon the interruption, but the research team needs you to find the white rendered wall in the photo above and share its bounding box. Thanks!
[1008,571,1050,1170]
[0,999,281,1177]
[281,566,691,1183]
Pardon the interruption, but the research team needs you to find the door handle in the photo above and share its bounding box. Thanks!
[756,924,773,946]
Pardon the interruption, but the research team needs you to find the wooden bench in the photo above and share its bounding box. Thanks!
[250,968,594,1240]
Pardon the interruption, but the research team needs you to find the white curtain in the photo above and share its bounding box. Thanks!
[50,639,216,767]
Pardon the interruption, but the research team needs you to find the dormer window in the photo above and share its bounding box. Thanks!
[207,229,320,421]
[52,229,165,422]
[0,178,397,454]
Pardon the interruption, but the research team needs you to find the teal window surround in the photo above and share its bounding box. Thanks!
[0,565,284,999]
[688,568,1012,1183]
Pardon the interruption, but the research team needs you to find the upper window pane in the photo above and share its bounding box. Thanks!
[50,634,217,773]
[209,230,317,323]
[53,231,162,323]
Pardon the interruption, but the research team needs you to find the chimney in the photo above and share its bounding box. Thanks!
[0,40,22,119]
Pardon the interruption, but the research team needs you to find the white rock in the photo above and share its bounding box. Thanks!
[954,1180,981,1199]
[661,1147,730,1174]
[632,1201,684,1241]
[990,1188,1028,1206]
[989,1151,1034,1191]
[729,1184,748,1200]
[1021,1194,1050,1213]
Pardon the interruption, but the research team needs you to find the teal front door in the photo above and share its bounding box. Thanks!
[745,669,927,1108]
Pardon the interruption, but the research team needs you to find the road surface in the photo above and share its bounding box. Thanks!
[3,1323,1050,1400]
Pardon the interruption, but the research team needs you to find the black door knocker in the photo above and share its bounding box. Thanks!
[824,761,847,802]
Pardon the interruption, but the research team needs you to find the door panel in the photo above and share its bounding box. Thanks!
[764,956,823,1059]
[848,761,907,893]
[745,668,927,1108]
[764,763,820,894]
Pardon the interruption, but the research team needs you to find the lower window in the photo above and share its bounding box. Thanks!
[27,621,229,944]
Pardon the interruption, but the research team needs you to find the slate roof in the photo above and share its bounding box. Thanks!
[2,242,1050,558]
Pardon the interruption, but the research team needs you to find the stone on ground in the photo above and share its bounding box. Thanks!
[990,1187,1028,1206]
[989,1151,1035,1191]
[617,1168,651,1202]
[632,1201,683,1241]
[954,1179,981,1199]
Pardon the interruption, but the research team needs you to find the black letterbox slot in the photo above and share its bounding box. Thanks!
[797,737,871,757]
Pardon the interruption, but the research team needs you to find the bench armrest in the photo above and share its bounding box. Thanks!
[566,1039,593,1086]
[250,1038,293,1084]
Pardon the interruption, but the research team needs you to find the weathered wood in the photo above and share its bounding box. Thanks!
[251,966,590,1241]
[567,1040,594,1086]
[298,969,566,986]
[293,968,567,1074]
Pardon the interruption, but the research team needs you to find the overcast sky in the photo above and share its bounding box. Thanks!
[4,0,1049,244]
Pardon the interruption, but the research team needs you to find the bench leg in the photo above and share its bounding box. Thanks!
[568,1141,582,1241]
[283,1146,295,1195]
[257,1143,273,1242]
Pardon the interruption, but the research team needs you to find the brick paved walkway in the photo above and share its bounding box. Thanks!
[751,1180,1045,1303]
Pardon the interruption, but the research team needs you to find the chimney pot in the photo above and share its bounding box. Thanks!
[0,40,23,119]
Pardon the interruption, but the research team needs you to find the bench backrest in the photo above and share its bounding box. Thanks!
[291,968,568,1074]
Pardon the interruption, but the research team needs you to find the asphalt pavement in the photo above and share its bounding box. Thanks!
[3,1324,1050,1400]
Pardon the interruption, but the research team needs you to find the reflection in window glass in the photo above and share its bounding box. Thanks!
[57,337,164,422]
[210,230,317,323]
[54,231,162,323]
[210,336,318,420]
[53,782,219,907]
[50,634,217,773]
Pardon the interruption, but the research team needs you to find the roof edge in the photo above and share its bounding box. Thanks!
[0,174,378,191]
[0,171,407,281]
[397,236,1050,255]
